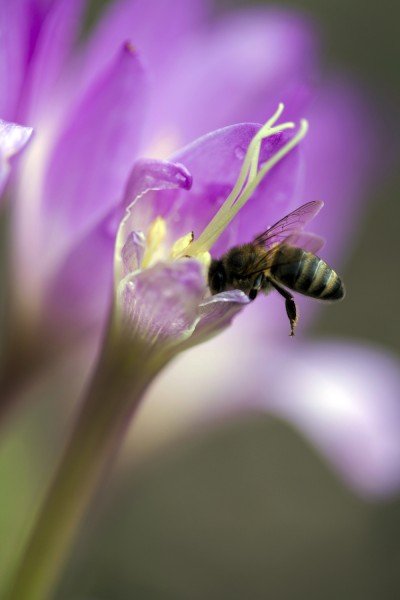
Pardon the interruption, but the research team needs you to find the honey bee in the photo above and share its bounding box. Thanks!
[208,201,345,336]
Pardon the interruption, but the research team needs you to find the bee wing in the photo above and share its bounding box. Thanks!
[284,231,325,253]
[253,201,324,249]
[245,234,324,278]
[243,244,297,277]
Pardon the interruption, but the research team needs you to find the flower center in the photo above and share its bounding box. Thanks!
[115,103,308,297]
[140,218,211,270]
[141,216,167,269]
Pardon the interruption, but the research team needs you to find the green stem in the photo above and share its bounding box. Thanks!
[6,332,164,600]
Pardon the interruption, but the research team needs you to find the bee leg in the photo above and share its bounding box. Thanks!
[270,281,298,336]
[249,273,264,301]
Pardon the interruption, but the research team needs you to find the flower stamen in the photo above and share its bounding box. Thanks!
[181,104,308,257]
[170,231,194,259]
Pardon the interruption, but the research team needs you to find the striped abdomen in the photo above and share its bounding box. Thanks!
[269,245,345,300]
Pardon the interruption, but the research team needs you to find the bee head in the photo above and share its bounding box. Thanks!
[208,259,227,294]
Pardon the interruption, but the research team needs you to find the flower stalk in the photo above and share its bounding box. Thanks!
[6,323,168,600]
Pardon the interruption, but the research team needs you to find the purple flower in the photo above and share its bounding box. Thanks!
[2,0,398,498]
[110,106,308,353]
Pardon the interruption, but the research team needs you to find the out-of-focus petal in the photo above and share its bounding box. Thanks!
[301,83,376,265]
[262,341,400,498]
[128,336,400,498]
[21,0,87,122]
[0,119,33,196]
[0,119,33,156]
[0,0,55,119]
[120,260,205,348]
[144,8,318,149]
[45,214,115,330]
[132,123,302,257]
[0,0,30,121]
[81,0,208,90]
[42,42,146,263]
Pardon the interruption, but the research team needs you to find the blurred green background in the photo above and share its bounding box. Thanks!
[1,0,400,598]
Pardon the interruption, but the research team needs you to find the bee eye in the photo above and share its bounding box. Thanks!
[208,260,226,294]
[211,270,225,293]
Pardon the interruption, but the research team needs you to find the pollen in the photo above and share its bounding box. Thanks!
[170,231,194,259]
[170,231,212,268]
[141,223,212,271]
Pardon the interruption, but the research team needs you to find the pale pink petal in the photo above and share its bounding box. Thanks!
[120,260,205,347]
[136,337,400,498]
[0,119,33,197]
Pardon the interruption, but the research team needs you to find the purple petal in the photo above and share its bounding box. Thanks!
[131,123,302,257]
[0,0,55,119]
[81,0,208,91]
[0,119,33,196]
[145,8,318,148]
[121,231,146,275]
[46,157,193,329]
[45,213,115,330]
[0,0,30,120]
[120,260,206,347]
[20,0,86,122]
[118,158,192,227]
[260,341,400,498]
[0,119,33,155]
[189,290,250,346]
[42,43,146,260]
[300,83,377,266]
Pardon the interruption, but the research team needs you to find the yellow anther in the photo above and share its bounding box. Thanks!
[170,231,194,259]
[141,216,167,268]
[170,231,211,268]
